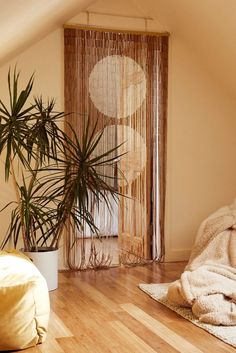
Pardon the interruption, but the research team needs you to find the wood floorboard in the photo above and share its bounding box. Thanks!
[11,262,236,353]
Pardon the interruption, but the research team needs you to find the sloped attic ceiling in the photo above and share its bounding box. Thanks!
[1,0,236,98]
[138,0,236,98]
[87,0,236,98]
[0,0,95,66]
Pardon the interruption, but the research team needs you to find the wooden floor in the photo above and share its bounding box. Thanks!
[24,262,234,353]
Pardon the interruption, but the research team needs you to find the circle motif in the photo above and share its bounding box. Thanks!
[93,125,146,186]
[89,55,146,119]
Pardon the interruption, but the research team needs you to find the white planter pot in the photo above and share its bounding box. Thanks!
[22,247,58,291]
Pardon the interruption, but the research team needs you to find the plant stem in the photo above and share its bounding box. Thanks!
[27,150,40,251]
[49,195,74,249]
[10,158,29,251]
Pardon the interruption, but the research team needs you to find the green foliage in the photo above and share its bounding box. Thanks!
[0,68,122,251]
[0,68,34,179]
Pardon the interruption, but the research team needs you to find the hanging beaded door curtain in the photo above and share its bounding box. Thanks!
[64,27,168,269]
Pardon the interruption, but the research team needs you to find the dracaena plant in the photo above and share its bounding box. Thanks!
[0,68,122,252]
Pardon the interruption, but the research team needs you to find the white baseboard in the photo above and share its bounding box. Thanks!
[164,248,192,262]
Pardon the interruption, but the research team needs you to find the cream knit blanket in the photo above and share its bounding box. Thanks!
[167,201,236,325]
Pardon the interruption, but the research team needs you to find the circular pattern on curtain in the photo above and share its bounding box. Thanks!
[89,55,146,119]
[93,124,147,186]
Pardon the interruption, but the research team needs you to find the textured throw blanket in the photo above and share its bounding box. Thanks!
[167,200,236,325]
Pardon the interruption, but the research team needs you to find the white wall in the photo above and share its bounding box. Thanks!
[165,37,236,260]
[0,4,236,264]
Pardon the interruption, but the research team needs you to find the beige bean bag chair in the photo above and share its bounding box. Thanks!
[0,250,50,351]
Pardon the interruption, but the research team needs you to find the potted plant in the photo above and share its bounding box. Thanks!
[0,68,122,290]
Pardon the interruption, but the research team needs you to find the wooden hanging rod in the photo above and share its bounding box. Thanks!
[81,11,154,21]
[64,24,169,37]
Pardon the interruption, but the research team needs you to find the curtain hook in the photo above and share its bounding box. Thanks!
[144,18,148,32]
[86,11,90,25]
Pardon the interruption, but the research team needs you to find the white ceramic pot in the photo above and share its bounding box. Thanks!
[22,247,58,291]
